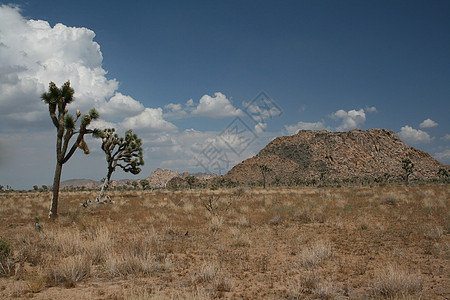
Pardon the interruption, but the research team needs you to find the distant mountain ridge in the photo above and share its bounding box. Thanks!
[225,129,446,185]
[60,179,101,189]
[58,169,217,190]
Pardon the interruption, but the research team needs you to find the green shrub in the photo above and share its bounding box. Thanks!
[0,237,13,276]
[0,237,11,259]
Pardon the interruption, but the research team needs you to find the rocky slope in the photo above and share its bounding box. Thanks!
[225,129,445,185]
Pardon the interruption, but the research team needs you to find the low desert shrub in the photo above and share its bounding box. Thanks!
[382,197,397,206]
[105,233,156,277]
[0,237,11,260]
[25,270,47,293]
[208,216,224,233]
[299,240,333,268]
[0,237,14,276]
[422,225,444,241]
[286,271,320,299]
[198,262,219,283]
[14,230,45,266]
[86,227,114,263]
[47,254,91,285]
[268,214,281,225]
[213,275,232,292]
[314,281,338,299]
[369,265,423,298]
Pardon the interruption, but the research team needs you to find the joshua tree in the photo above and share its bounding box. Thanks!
[402,158,414,186]
[140,179,150,190]
[438,168,449,183]
[259,164,272,189]
[131,181,139,190]
[94,128,144,202]
[185,175,197,189]
[41,81,99,218]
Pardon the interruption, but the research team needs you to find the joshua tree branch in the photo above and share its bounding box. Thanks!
[49,104,59,128]
[63,128,86,164]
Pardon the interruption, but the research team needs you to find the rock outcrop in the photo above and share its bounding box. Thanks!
[146,168,220,188]
[225,129,445,185]
[146,168,181,188]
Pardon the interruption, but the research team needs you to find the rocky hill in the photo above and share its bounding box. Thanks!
[225,129,446,185]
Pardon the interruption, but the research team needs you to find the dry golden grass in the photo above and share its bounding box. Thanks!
[0,185,448,299]
[368,265,423,299]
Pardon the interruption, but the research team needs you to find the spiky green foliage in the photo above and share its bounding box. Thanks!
[64,114,75,131]
[41,81,74,104]
[93,128,106,139]
[41,81,99,218]
[94,128,144,201]
[89,108,99,120]
[0,237,11,267]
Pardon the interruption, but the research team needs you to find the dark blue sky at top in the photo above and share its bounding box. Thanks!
[4,0,450,137]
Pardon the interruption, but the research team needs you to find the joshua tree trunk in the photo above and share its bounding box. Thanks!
[49,108,65,219]
[50,161,63,218]
[97,167,113,201]
[262,173,266,189]
[97,178,108,201]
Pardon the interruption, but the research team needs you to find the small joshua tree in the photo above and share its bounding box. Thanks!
[402,158,414,186]
[140,179,150,190]
[259,164,272,189]
[438,168,449,183]
[41,81,99,218]
[185,175,197,189]
[93,128,144,202]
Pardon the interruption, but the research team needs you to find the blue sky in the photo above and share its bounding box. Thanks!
[0,1,449,189]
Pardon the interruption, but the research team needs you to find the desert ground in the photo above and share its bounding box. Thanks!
[0,185,448,299]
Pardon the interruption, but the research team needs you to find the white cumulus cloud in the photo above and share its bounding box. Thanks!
[441,134,450,141]
[90,119,117,130]
[255,122,267,133]
[191,92,243,118]
[0,5,151,129]
[121,108,177,132]
[419,118,438,128]
[164,102,189,119]
[185,99,194,107]
[331,109,366,131]
[99,92,144,119]
[434,149,450,163]
[398,125,432,144]
[285,121,326,135]
[365,106,377,113]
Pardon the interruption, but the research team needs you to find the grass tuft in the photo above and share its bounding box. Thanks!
[369,265,423,298]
